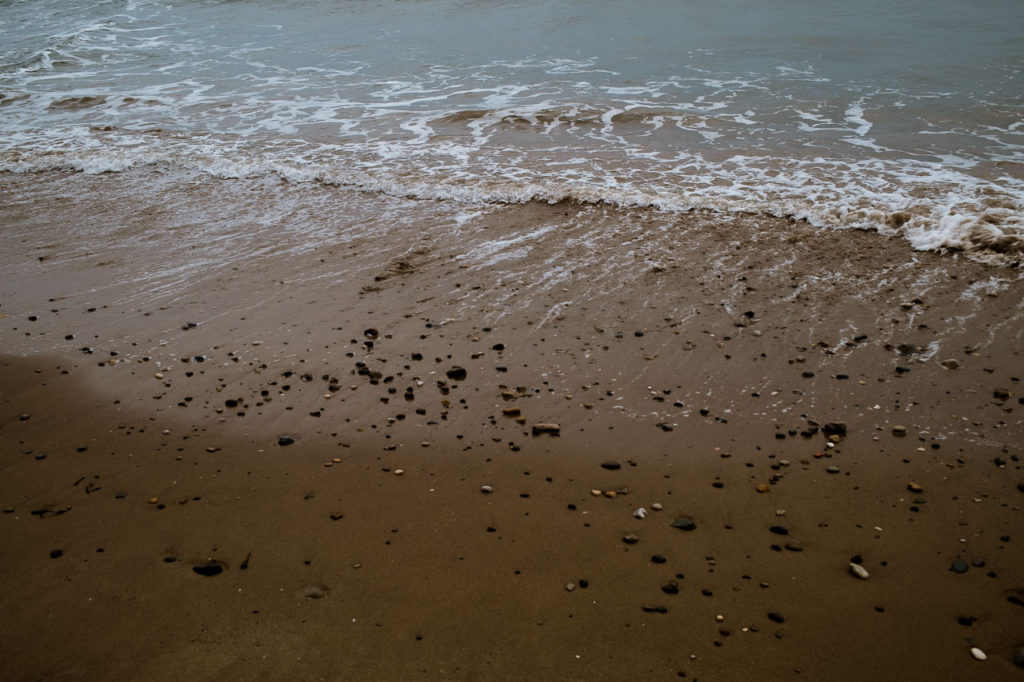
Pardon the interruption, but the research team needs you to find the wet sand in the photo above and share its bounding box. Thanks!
[1,174,1023,680]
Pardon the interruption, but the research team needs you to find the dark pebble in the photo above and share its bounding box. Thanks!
[661,582,680,595]
[278,436,295,446]
[49,549,63,559]
[446,367,467,381]
[642,605,668,613]
[769,525,789,536]
[193,561,224,577]
[651,554,667,564]
[950,559,969,574]
[768,612,785,623]
[671,517,696,531]
[601,461,622,470]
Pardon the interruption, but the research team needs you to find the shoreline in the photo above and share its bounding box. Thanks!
[2,173,1023,679]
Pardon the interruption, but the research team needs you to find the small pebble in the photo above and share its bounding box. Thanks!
[970,647,986,661]
[849,563,870,580]
[826,465,840,474]
[481,485,493,494]
[303,586,327,599]
[950,559,969,574]
[394,469,404,476]
[651,503,663,511]
[633,507,647,519]
[671,517,697,531]
[623,534,639,544]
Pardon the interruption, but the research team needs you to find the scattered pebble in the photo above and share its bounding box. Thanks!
[193,561,223,577]
[480,485,493,494]
[826,465,840,474]
[532,423,561,436]
[651,503,663,511]
[601,461,622,470]
[671,517,697,531]
[623,534,639,544]
[633,507,647,519]
[303,585,327,599]
[970,647,987,661]
[849,563,870,580]
[950,559,969,574]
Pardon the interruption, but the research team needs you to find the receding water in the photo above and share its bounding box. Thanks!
[1,0,1022,263]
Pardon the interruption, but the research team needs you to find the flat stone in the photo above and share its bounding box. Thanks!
[769,525,789,536]
[970,647,987,661]
[892,425,907,437]
[480,485,493,494]
[278,436,295,446]
[531,423,561,436]
[623,534,639,544]
[671,517,697,531]
[601,461,622,470]
[446,366,468,381]
[303,585,327,599]
[784,540,803,552]
[907,482,924,493]
[826,465,840,474]
[641,605,668,613]
[193,561,224,577]
[950,559,970,574]
[767,612,785,623]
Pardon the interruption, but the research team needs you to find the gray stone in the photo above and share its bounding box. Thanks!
[951,559,970,574]
[303,585,327,599]
[671,517,696,531]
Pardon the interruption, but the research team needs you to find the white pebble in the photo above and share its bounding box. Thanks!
[651,502,663,511]
[480,485,493,494]
[633,507,647,519]
[970,647,987,661]
[849,563,870,580]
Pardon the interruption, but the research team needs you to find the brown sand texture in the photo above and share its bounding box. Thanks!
[1,172,1023,680]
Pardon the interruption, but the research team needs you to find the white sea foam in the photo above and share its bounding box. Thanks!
[1,0,1022,265]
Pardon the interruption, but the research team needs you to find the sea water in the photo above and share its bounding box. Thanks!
[1,0,1022,265]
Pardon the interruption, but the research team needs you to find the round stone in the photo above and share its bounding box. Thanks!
[950,559,969,574]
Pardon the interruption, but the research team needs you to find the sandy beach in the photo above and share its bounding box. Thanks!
[1,171,1022,680]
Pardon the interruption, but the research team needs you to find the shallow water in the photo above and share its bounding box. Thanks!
[1,0,1022,263]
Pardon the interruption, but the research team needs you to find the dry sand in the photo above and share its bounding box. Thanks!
[1,174,1023,680]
